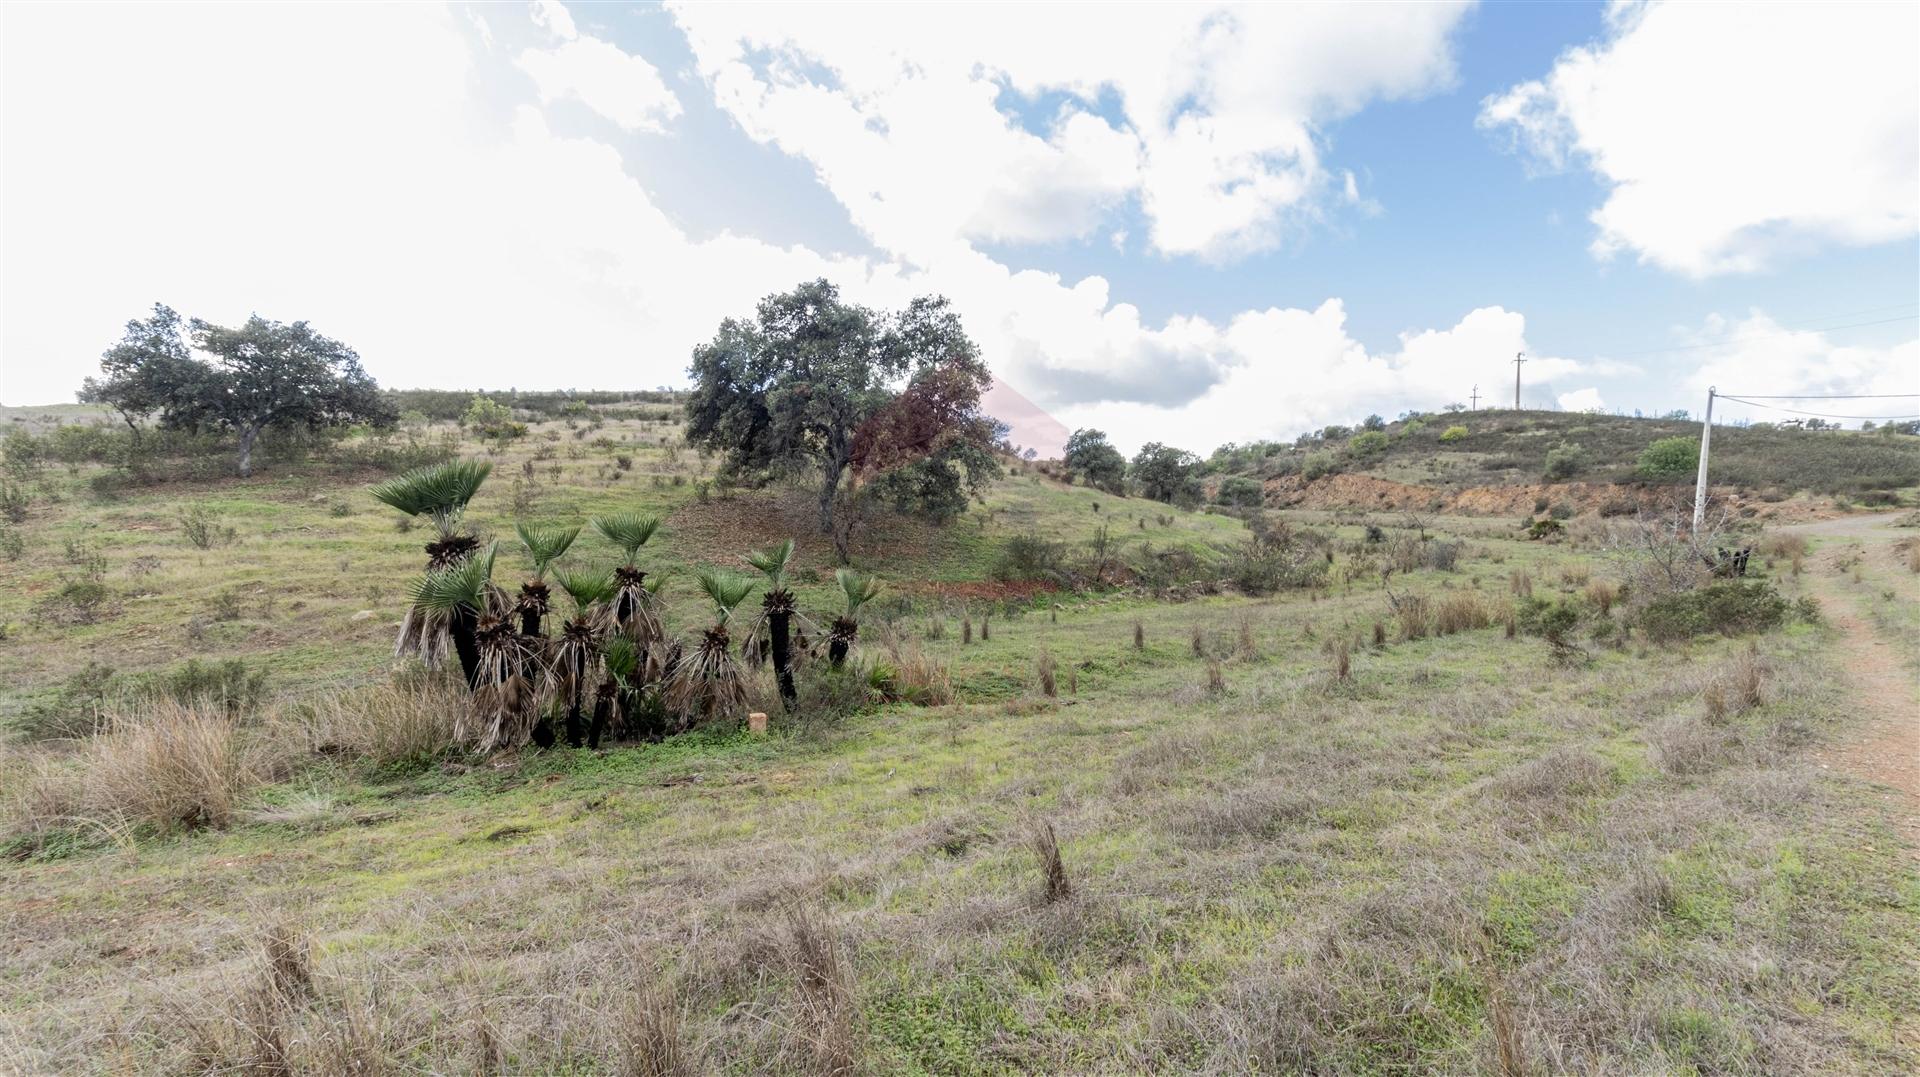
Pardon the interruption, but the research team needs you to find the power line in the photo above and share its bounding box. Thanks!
[1713,393,1918,399]
[1602,312,1918,359]
[1715,394,1920,420]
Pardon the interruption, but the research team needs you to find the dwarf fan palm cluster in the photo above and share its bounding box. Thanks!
[374,461,881,750]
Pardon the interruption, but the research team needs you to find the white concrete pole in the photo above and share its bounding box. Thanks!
[1692,387,1715,532]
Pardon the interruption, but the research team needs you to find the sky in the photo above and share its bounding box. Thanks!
[2,0,1916,457]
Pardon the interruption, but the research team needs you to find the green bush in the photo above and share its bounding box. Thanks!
[1637,581,1788,642]
[1302,452,1339,480]
[1439,425,1469,443]
[1637,436,1699,479]
[1543,441,1586,481]
[1349,430,1390,457]
[1214,475,1264,508]
[993,533,1070,583]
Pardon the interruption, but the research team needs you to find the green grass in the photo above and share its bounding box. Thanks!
[0,405,1915,1072]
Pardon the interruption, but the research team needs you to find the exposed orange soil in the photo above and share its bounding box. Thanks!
[1263,472,1839,522]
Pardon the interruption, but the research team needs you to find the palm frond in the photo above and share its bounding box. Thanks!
[695,568,756,620]
[593,512,662,562]
[369,459,492,534]
[836,567,881,616]
[515,521,581,577]
[553,567,615,613]
[408,542,498,614]
[743,538,796,586]
[602,636,639,681]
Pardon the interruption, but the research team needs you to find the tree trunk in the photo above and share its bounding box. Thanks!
[771,610,796,708]
[817,463,842,532]
[448,606,481,689]
[236,423,262,478]
[586,681,614,749]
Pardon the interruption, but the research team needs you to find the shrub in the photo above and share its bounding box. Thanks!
[1225,539,1329,596]
[1439,425,1469,443]
[149,658,270,716]
[0,481,28,523]
[13,661,121,741]
[1348,430,1389,457]
[178,503,237,549]
[1637,580,1788,642]
[1637,436,1699,479]
[1302,452,1339,480]
[1527,518,1564,540]
[993,533,1069,583]
[1214,475,1264,508]
[1542,441,1586,480]
[1423,540,1463,572]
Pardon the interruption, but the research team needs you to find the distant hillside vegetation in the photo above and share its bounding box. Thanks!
[1204,409,1919,502]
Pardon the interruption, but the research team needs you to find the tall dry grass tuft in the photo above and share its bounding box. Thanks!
[1908,543,1920,574]
[783,906,856,1075]
[25,700,282,834]
[1372,621,1386,647]
[980,613,990,642]
[1132,619,1145,650]
[618,985,690,1077]
[1236,616,1258,660]
[1190,625,1206,658]
[1509,569,1533,598]
[1030,819,1072,904]
[1036,652,1057,698]
[961,615,972,645]
[1206,660,1226,698]
[1394,594,1431,641]
[282,679,465,764]
[1433,593,1491,635]
[262,922,314,1004]
[1330,638,1352,683]
[1584,579,1618,615]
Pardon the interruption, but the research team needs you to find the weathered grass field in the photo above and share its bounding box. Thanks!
[1,407,1917,1073]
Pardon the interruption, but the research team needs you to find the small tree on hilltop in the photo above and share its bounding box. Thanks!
[684,280,997,558]
[84,303,393,476]
[1637,436,1699,480]
[1064,428,1128,494]
[1130,442,1203,507]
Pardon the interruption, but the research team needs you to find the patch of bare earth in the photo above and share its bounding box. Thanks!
[1795,521,1920,853]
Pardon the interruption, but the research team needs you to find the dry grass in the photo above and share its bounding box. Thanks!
[1205,659,1226,698]
[1190,624,1206,658]
[783,906,857,1075]
[618,984,691,1077]
[1509,569,1534,598]
[279,677,466,764]
[1029,819,1072,904]
[1132,618,1145,650]
[1584,579,1619,615]
[1036,651,1057,698]
[1236,615,1258,660]
[1394,594,1432,641]
[14,700,282,835]
[1434,593,1492,635]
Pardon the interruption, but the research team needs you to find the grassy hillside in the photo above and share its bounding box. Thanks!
[1,401,1917,1073]
[1205,409,1920,504]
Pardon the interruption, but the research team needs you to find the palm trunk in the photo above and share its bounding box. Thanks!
[771,609,796,708]
[586,681,614,749]
[449,606,481,688]
[563,650,586,747]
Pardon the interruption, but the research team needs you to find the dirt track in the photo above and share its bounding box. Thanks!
[1783,513,1920,852]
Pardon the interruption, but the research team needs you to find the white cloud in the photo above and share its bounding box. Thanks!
[517,6,681,133]
[1676,312,1920,425]
[668,2,1466,262]
[0,3,841,404]
[1050,303,1588,454]
[1558,387,1606,412]
[1479,1,1920,276]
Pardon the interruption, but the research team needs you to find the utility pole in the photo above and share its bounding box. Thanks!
[1512,352,1525,409]
[1469,384,1480,410]
[1691,386,1715,532]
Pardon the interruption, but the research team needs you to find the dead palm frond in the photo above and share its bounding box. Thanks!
[398,544,505,678]
[467,614,543,750]
[664,570,756,728]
